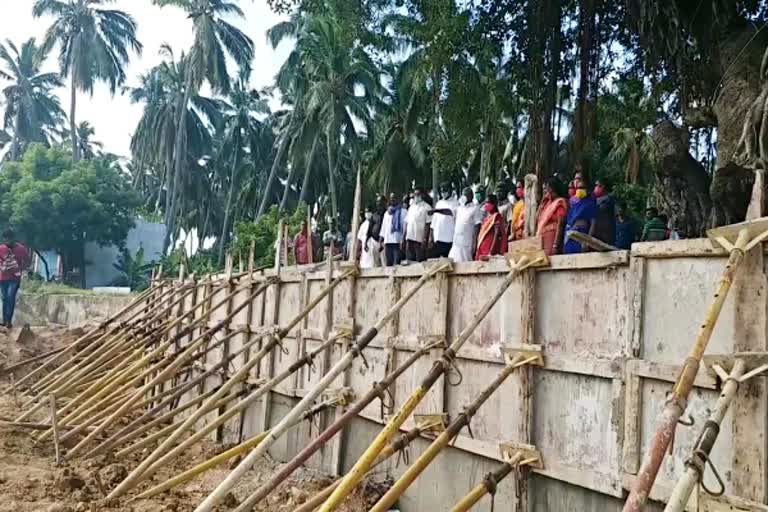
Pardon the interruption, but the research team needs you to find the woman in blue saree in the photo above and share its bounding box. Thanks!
[563,173,598,254]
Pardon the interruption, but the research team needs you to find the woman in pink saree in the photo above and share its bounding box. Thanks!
[536,177,568,256]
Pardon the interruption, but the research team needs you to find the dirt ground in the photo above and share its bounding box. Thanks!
[0,326,388,512]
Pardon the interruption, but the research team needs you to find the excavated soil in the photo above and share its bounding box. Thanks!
[0,326,388,512]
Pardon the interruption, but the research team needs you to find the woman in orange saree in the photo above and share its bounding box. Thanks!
[536,177,568,256]
[476,195,508,260]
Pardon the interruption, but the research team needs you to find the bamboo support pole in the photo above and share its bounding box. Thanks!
[63,280,273,459]
[288,427,426,512]
[193,261,452,512]
[115,419,183,458]
[448,454,525,512]
[88,331,264,458]
[131,330,344,488]
[10,284,168,392]
[624,228,751,512]
[50,394,60,466]
[106,269,353,501]
[134,401,334,501]
[239,342,436,507]
[317,261,529,512]
[663,360,747,512]
[369,355,537,512]
[46,283,254,433]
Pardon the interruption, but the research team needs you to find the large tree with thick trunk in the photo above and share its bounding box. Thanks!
[627,0,768,233]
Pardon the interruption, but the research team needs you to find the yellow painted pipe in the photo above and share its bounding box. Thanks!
[134,431,271,500]
[316,387,427,512]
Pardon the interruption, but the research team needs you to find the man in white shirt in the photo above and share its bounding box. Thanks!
[356,205,378,269]
[449,187,484,262]
[403,187,432,262]
[429,183,457,258]
[379,195,407,266]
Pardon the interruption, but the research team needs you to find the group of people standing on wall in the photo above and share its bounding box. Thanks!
[291,173,681,269]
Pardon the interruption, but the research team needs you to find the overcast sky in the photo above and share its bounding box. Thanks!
[0,1,291,157]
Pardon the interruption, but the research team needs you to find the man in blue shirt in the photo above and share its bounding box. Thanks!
[614,203,637,250]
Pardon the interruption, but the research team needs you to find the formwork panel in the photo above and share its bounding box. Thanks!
[533,371,622,493]
[397,274,447,337]
[277,281,302,334]
[642,257,735,362]
[354,276,393,336]
[535,267,629,359]
[444,359,520,443]
[638,378,734,502]
[448,273,522,349]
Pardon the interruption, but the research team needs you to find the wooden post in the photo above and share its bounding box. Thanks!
[349,167,362,263]
[217,254,235,443]
[50,394,61,466]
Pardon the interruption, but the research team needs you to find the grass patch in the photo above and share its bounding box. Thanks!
[21,280,94,296]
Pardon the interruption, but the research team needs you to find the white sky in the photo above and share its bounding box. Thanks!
[0,0,291,157]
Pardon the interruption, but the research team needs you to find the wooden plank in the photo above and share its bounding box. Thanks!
[627,359,718,390]
[546,251,629,270]
[631,238,728,258]
[622,370,641,474]
[730,245,768,501]
[627,256,646,358]
[517,267,536,512]
[566,230,619,252]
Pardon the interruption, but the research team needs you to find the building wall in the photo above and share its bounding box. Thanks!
[84,219,166,288]
[139,239,768,511]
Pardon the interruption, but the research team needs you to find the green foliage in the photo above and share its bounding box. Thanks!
[0,145,140,261]
[112,246,153,291]
[231,204,309,268]
[159,248,221,279]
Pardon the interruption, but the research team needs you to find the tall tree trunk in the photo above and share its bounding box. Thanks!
[218,152,240,265]
[10,108,21,161]
[295,135,320,208]
[165,72,195,252]
[257,115,294,220]
[326,123,339,220]
[479,114,492,186]
[431,71,441,194]
[573,0,596,165]
[70,73,80,162]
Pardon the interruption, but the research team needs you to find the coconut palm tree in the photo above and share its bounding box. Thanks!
[33,0,142,162]
[128,46,223,232]
[0,38,65,160]
[152,0,254,251]
[301,16,380,219]
[217,70,270,264]
[366,62,429,194]
[67,121,103,160]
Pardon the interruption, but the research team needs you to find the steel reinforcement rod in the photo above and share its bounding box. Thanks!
[105,268,354,501]
[193,260,453,512]
[64,278,275,459]
[369,354,539,512]
[235,341,439,508]
[623,228,751,512]
[663,359,747,512]
[317,258,534,512]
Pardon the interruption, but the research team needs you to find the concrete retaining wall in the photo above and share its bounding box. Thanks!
[112,238,768,510]
[15,293,133,326]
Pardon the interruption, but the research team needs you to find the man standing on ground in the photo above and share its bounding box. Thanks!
[614,203,637,250]
[0,230,29,328]
[449,188,483,263]
[380,195,407,266]
[402,187,432,263]
[429,184,457,258]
